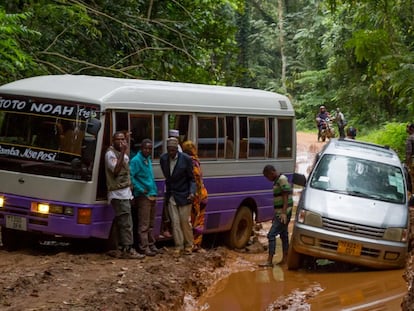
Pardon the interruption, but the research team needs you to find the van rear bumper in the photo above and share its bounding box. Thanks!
[291,223,408,269]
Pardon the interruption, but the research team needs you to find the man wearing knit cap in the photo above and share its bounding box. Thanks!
[160,137,196,255]
[168,129,183,152]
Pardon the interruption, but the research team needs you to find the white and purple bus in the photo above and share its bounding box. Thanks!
[0,75,296,250]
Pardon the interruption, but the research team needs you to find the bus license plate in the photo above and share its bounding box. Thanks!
[337,240,362,256]
[5,215,27,231]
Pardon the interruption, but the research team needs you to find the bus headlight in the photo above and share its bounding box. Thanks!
[31,202,50,214]
[0,196,4,208]
[64,207,74,216]
[31,202,69,215]
[49,205,63,214]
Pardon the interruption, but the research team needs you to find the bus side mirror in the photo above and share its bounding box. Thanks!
[87,118,101,136]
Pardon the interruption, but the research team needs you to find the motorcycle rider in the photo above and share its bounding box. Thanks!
[315,105,331,141]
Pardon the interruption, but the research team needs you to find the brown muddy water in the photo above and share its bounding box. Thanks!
[194,259,405,310]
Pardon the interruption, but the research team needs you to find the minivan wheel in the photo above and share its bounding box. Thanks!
[287,244,303,270]
[226,206,253,249]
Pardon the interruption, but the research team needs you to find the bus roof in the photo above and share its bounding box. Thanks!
[0,75,294,116]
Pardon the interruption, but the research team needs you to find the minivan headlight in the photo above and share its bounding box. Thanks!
[383,228,408,242]
[298,210,323,227]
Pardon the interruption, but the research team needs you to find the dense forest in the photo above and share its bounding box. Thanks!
[1,0,414,135]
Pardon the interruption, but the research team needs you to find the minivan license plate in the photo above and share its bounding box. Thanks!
[337,241,362,256]
[5,215,27,231]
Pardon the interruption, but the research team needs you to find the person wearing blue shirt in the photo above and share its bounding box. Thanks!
[130,138,162,256]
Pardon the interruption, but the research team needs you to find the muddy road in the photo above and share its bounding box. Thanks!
[0,132,412,311]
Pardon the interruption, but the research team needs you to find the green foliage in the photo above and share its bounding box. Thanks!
[2,0,243,84]
[0,8,40,84]
[1,0,414,136]
[345,29,390,63]
[359,122,408,160]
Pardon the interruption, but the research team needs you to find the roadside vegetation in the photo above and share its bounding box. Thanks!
[1,1,414,142]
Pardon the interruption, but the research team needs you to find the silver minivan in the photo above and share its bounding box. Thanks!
[288,138,409,270]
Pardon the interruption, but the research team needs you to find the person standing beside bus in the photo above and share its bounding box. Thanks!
[105,131,144,259]
[259,165,293,267]
[169,129,183,152]
[160,137,196,256]
[130,139,162,257]
[182,140,208,252]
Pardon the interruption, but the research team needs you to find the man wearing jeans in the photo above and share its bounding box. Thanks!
[130,138,162,256]
[105,131,144,259]
[259,165,293,267]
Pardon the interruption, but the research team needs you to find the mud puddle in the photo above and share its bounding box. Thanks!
[192,253,406,310]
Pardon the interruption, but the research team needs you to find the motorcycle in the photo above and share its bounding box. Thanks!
[317,117,335,142]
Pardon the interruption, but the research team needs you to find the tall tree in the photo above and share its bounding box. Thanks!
[0,8,39,84]
[2,0,244,84]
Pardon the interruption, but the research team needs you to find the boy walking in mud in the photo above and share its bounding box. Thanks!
[259,165,293,267]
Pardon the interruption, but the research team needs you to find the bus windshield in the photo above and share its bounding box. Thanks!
[0,97,100,180]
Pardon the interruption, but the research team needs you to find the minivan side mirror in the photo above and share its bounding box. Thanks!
[292,173,306,187]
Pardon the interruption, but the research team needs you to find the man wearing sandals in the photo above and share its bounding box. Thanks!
[259,165,293,267]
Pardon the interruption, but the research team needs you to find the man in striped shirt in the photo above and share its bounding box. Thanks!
[259,165,293,267]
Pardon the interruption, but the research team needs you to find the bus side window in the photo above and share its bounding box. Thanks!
[197,116,216,158]
[129,113,163,159]
[170,114,190,143]
[239,117,248,159]
[277,119,293,158]
[225,116,235,159]
[239,139,247,159]
[249,118,266,157]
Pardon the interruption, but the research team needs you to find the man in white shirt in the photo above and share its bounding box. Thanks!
[105,131,144,259]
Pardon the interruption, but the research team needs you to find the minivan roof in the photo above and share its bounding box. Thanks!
[322,138,401,166]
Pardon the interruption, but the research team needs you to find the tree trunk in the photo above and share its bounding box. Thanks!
[277,0,287,92]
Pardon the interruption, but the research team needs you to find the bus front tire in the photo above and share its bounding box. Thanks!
[226,206,253,249]
[1,228,37,251]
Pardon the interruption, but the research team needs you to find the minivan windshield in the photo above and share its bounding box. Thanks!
[310,154,405,203]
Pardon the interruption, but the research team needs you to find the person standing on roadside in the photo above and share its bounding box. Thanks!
[259,165,293,267]
[159,129,184,238]
[335,107,346,138]
[346,126,357,139]
[130,139,162,257]
[160,137,196,256]
[182,140,208,252]
[105,131,144,259]
[406,124,414,195]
